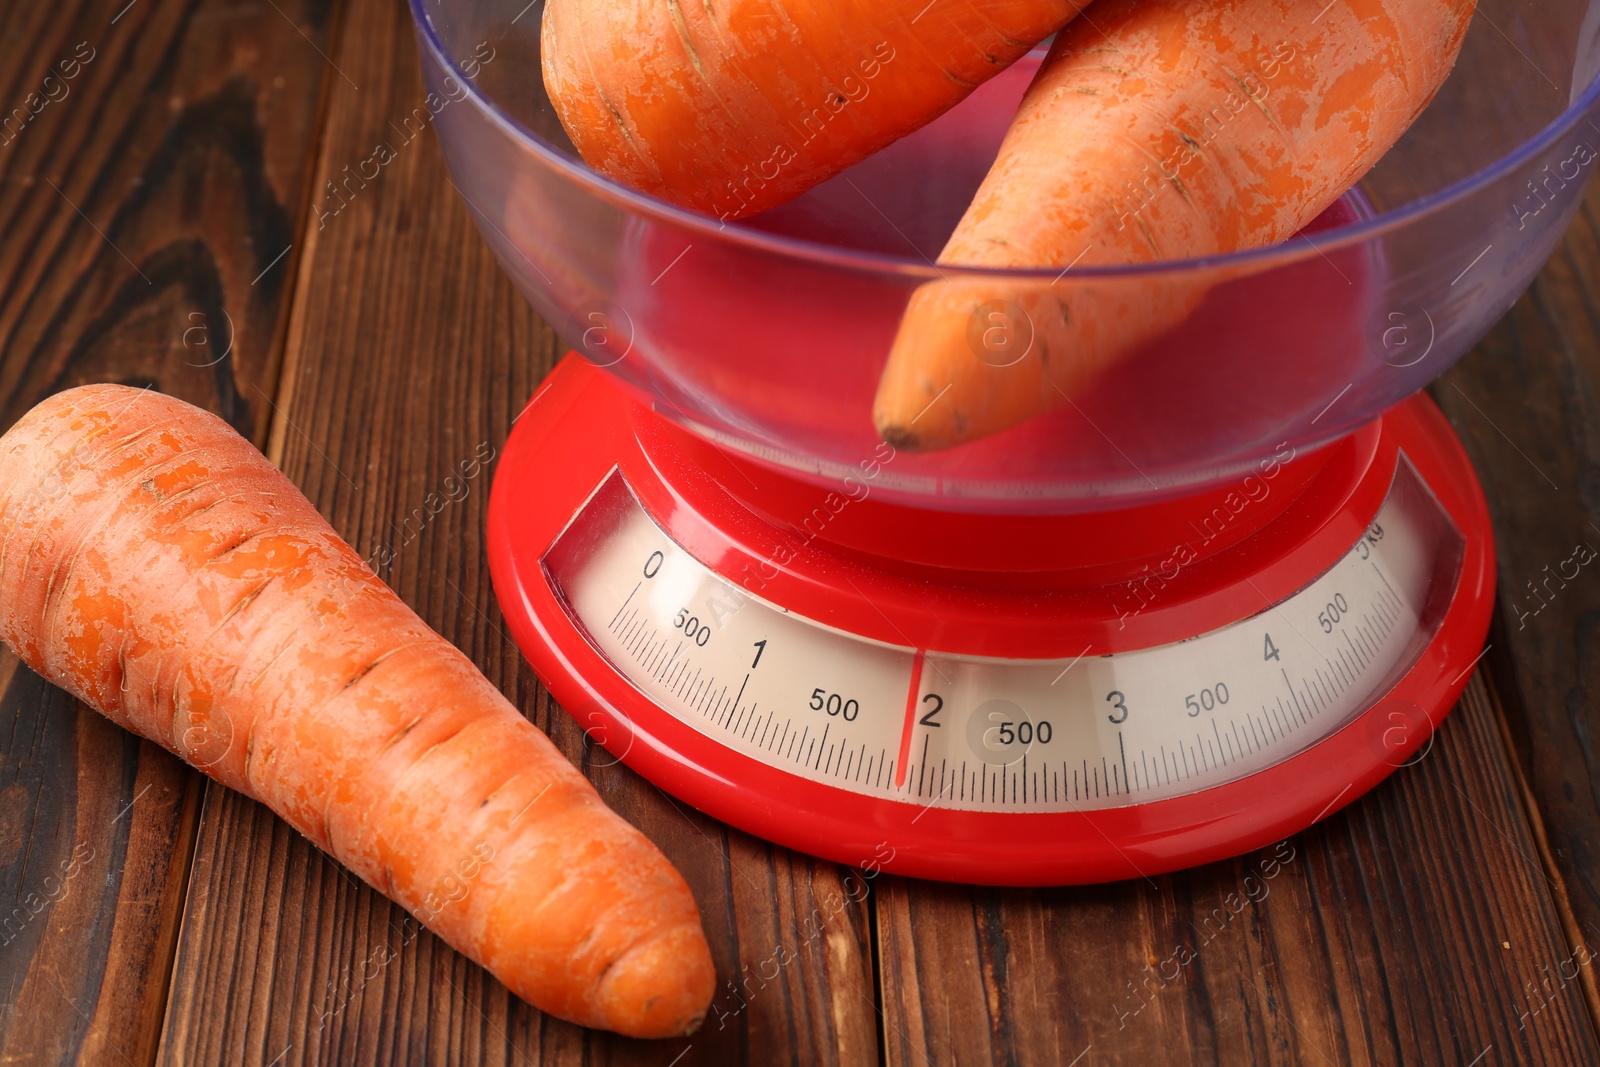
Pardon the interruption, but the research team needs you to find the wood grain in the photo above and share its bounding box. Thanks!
[1432,173,1600,1028]
[0,0,335,444]
[0,0,339,1061]
[877,676,1600,1065]
[152,0,880,1059]
[0,663,202,1066]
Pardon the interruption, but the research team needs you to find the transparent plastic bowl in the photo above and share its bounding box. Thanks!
[410,0,1600,513]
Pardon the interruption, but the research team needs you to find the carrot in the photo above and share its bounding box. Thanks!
[0,385,714,1038]
[541,0,1088,219]
[873,0,1476,450]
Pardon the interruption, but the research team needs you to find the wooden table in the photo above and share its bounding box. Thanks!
[3,0,1600,1062]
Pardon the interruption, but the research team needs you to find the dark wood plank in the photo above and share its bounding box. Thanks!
[877,675,1600,1065]
[1431,174,1600,1029]
[0,660,202,1066]
[154,0,880,1059]
[0,0,332,444]
[0,0,341,1062]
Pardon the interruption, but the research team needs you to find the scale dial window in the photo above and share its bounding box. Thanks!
[543,459,1462,813]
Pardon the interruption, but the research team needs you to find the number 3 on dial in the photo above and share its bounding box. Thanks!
[1107,691,1129,724]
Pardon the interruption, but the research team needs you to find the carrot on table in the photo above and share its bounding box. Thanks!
[0,385,714,1039]
[873,0,1477,450]
[541,0,1088,219]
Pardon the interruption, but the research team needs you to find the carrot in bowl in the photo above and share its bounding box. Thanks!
[873,0,1477,450]
[0,385,714,1038]
[541,0,1089,219]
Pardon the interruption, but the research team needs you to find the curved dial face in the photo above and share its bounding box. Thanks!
[546,458,1461,813]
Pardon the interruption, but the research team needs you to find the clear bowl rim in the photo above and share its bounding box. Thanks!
[411,0,1600,281]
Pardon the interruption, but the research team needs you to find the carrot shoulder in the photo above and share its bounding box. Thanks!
[0,385,713,1038]
[873,0,1476,450]
[542,0,1087,219]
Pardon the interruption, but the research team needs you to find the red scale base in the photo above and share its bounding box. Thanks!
[486,356,1494,885]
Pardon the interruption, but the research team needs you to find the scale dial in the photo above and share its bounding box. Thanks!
[547,460,1459,816]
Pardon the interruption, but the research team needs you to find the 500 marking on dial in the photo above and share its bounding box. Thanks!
[550,468,1448,813]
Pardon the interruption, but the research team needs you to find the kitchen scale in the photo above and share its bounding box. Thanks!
[413,0,1599,883]
[485,355,1490,884]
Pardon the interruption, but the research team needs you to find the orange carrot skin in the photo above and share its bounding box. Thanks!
[873,0,1477,450]
[542,0,1087,219]
[0,385,713,1038]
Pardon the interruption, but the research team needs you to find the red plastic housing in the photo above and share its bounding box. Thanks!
[486,356,1494,885]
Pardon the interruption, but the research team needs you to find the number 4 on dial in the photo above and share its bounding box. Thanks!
[1264,633,1281,662]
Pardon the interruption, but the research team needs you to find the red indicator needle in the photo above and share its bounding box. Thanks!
[895,649,925,789]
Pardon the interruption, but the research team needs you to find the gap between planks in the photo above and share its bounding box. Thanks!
[260,0,358,474]
[132,770,206,1067]
[1477,658,1600,1047]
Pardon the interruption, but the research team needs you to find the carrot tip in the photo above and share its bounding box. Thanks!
[876,422,922,451]
[593,924,716,1039]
